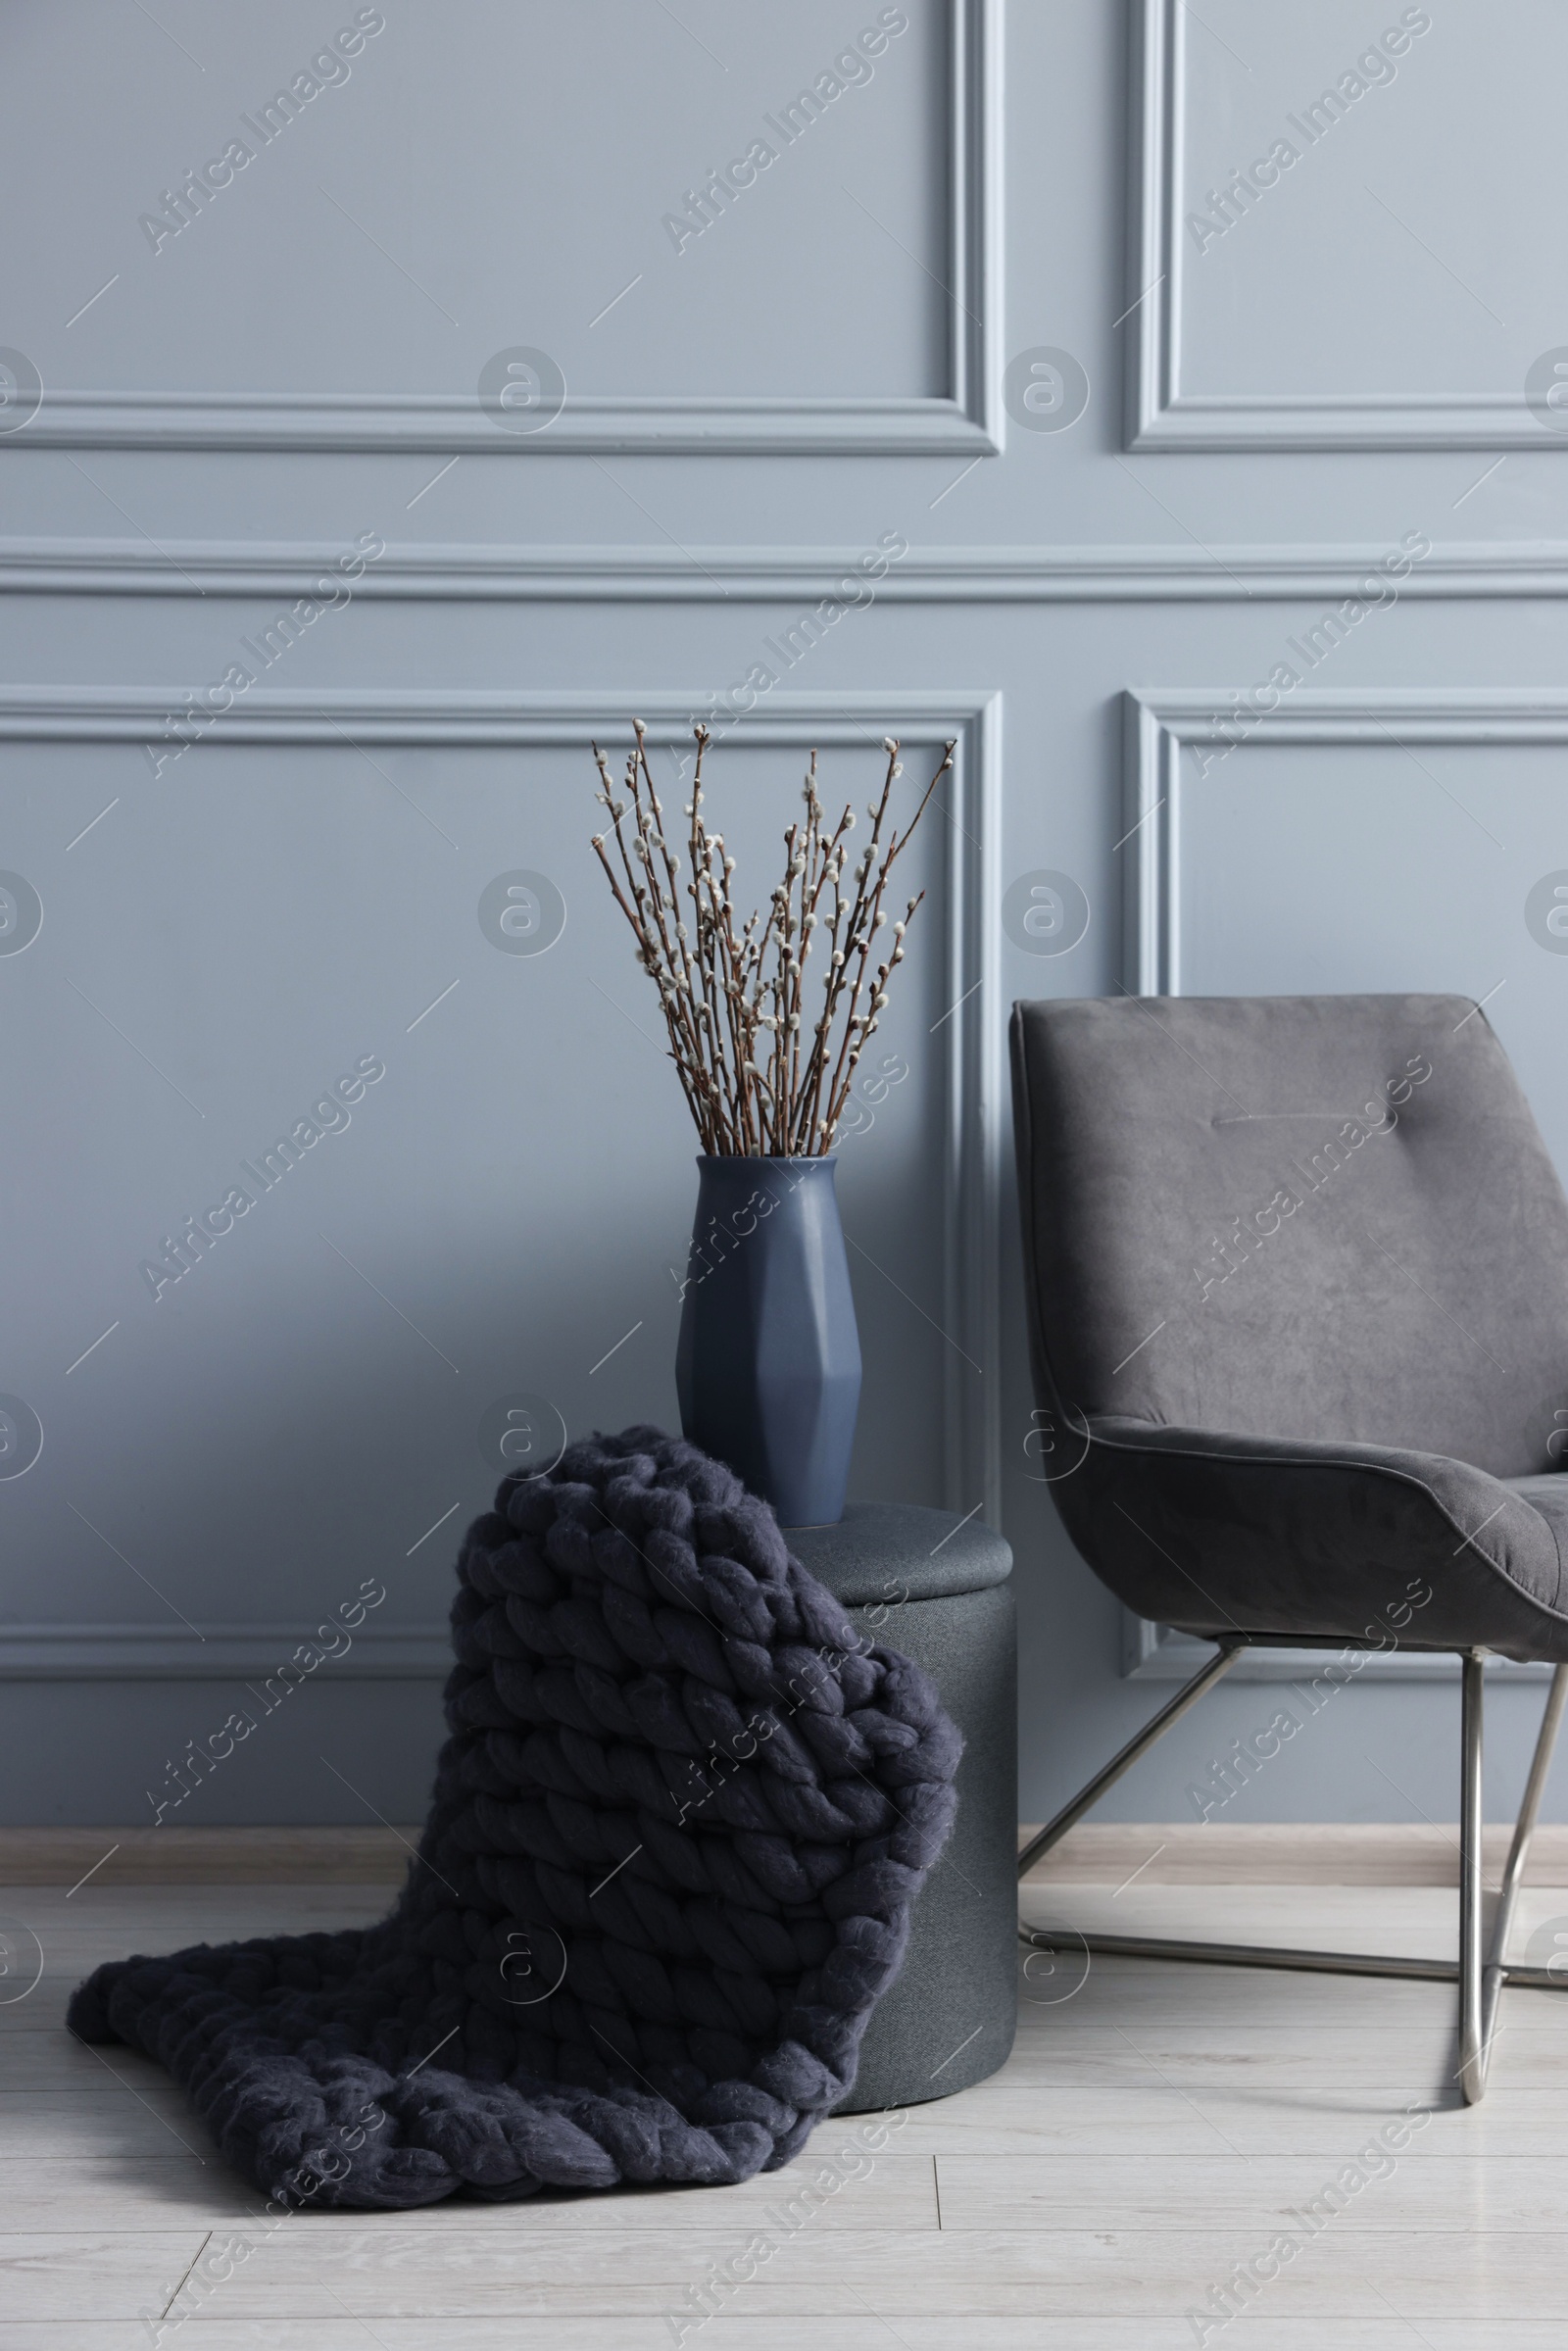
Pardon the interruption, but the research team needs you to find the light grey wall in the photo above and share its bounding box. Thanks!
[4,0,1568,1832]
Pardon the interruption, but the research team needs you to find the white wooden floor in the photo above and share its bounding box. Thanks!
[7,1867,1568,2347]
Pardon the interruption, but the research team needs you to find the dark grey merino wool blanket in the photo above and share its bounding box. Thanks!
[70,1428,962,2209]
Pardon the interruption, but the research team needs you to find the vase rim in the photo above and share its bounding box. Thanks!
[693,1151,838,1166]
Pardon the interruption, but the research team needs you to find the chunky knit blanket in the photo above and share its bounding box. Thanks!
[70,1428,961,2209]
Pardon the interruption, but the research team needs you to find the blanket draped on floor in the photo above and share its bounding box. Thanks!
[69,1428,962,2209]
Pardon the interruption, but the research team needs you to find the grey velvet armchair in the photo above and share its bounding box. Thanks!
[1011,991,1568,2102]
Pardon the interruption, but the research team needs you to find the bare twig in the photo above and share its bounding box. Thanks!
[590,730,948,1155]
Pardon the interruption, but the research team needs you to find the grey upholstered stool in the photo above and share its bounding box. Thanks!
[787,1500,1016,2112]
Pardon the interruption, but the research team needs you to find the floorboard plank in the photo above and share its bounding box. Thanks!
[0,2235,210,2323]
[0,2323,1562,2351]
[149,2223,1568,2322]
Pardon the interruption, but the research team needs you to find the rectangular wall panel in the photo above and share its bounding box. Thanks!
[0,688,1000,1679]
[1,0,1002,453]
[1130,0,1568,449]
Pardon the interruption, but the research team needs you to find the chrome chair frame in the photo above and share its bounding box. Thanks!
[1017,1643,1568,2104]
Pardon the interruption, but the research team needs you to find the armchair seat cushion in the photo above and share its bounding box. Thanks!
[1074,1417,1568,1665]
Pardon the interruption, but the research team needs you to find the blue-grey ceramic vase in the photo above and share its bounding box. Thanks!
[675,1154,861,1528]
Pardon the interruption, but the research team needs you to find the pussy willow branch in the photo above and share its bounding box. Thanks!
[590,730,953,1156]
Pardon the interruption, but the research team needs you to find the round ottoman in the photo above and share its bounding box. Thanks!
[787,1500,1016,2111]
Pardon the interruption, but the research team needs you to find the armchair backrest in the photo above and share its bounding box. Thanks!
[1010,993,1568,1479]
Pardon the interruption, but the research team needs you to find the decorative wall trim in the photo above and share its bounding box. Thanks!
[1122,686,1568,999]
[1119,684,1568,1678]
[0,1626,453,1682]
[941,690,1004,1526]
[11,538,1568,601]
[0,686,1003,1678]
[0,1826,419,1878]
[1128,0,1557,452]
[1126,1620,1552,1684]
[3,5,1002,459]
[952,0,1004,456]
[13,391,999,459]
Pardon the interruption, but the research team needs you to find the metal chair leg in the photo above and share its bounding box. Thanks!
[1477,1659,1568,2088]
[1019,1641,1568,2099]
[1457,1649,1487,2104]
[1015,1639,1247,1881]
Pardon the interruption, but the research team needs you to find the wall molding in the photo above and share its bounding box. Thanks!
[1128,0,1556,452]
[1122,685,1568,999]
[11,537,1568,601]
[3,3,1001,460]
[0,1826,420,1877]
[0,1625,453,1682]
[1125,1621,1553,1684]
[13,391,1000,460]
[1020,1822,1568,1875]
[1119,683,1568,1677]
[0,686,1003,1678]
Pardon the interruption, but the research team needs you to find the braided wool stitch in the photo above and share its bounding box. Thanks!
[69,1428,962,2209]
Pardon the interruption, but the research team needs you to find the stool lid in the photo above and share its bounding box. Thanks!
[784,1500,1012,1606]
